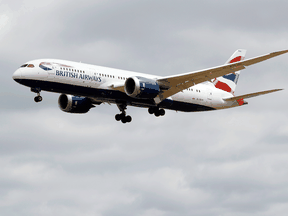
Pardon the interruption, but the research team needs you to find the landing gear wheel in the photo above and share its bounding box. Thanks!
[159,109,165,116]
[34,96,42,103]
[121,118,127,124]
[125,115,132,123]
[154,111,160,117]
[148,107,155,114]
[115,114,121,121]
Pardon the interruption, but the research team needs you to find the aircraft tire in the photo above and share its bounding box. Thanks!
[148,107,154,114]
[159,109,165,116]
[34,96,42,103]
[126,115,132,122]
[115,114,121,121]
[154,111,160,117]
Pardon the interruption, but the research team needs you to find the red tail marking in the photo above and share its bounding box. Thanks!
[215,81,232,93]
[229,56,242,63]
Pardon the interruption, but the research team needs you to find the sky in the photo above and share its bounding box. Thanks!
[1,0,288,215]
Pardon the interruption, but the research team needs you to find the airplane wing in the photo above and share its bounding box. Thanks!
[155,50,288,104]
[223,89,283,101]
[108,83,125,93]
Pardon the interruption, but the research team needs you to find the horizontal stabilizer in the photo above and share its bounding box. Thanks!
[223,89,283,101]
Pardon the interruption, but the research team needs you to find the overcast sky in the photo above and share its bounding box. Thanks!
[1,0,288,215]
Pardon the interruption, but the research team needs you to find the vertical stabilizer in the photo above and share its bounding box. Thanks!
[212,49,246,95]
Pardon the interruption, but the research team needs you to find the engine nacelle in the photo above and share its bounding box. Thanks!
[58,94,93,114]
[124,76,160,99]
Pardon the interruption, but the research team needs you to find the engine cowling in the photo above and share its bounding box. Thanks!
[124,76,160,99]
[58,94,93,113]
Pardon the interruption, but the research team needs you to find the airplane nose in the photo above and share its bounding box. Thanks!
[12,69,22,80]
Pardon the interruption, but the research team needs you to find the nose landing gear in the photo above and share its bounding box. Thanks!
[31,87,42,103]
[115,103,132,123]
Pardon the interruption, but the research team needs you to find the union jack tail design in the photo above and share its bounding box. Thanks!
[212,49,246,95]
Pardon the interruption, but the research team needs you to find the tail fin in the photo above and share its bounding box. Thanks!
[212,49,246,95]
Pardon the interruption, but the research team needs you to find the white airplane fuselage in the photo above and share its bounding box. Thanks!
[13,49,287,123]
[12,59,237,114]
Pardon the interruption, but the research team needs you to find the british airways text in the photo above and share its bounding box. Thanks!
[56,70,101,82]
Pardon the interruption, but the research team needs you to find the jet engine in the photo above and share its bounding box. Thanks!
[58,94,94,113]
[124,76,160,99]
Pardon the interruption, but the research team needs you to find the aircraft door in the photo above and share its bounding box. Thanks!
[49,65,56,79]
[207,88,213,106]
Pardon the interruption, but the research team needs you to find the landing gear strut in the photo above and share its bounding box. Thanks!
[148,107,165,117]
[115,103,132,123]
[31,87,42,103]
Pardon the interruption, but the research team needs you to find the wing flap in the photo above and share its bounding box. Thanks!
[223,89,283,101]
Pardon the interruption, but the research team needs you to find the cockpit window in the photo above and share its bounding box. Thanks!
[20,64,28,68]
[27,64,34,68]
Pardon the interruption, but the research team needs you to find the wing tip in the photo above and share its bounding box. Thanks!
[272,50,288,55]
[275,88,284,92]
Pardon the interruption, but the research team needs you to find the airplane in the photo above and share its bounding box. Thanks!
[12,49,287,123]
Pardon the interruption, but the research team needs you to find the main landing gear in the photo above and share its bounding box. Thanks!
[31,87,42,103]
[148,107,165,117]
[115,103,132,124]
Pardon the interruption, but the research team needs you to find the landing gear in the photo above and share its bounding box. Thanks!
[31,87,42,103]
[115,113,132,123]
[115,103,132,123]
[34,95,43,102]
[148,107,165,117]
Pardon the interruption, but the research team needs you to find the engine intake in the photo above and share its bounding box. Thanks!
[58,94,93,113]
[124,76,160,99]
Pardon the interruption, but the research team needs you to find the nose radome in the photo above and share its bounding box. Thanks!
[12,69,22,80]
